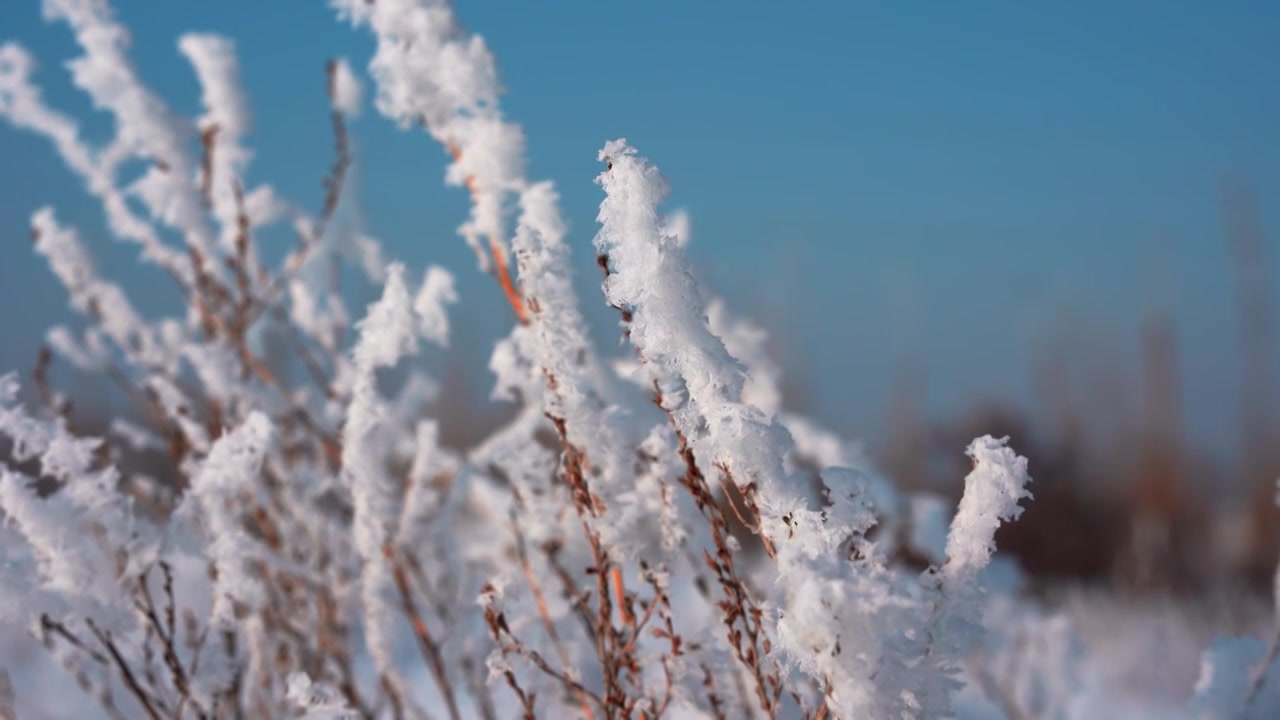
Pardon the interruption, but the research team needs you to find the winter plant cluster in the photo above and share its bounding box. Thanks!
[0,1,1278,718]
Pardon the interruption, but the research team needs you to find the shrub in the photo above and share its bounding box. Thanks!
[0,1,1276,718]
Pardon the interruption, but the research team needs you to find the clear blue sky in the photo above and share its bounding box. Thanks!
[1,0,1277,461]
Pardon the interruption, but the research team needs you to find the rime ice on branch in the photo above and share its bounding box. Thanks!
[342,263,427,713]
[595,138,898,715]
[594,138,853,559]
[333,0,525,296]
[181,412,274,629]
[944,435,1034,584]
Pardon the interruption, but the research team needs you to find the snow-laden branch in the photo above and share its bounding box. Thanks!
[332,0,524,270]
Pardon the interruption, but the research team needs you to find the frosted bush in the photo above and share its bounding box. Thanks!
[0,0,1277,718]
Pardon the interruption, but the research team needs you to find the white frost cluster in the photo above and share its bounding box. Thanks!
[328,56,363,117]
[286,672,361,719]
[944,435,1034,583]
[181,412,274,628]
[414,265,458,346]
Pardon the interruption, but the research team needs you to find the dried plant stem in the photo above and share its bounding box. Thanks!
[85,618,164,720]
[510,507,597,720]
[382,543,461,720]
[445,143,528,324]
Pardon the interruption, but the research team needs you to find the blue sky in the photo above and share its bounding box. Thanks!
[1,0,1277,460]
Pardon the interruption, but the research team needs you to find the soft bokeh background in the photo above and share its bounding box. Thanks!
[2,0,1278,588]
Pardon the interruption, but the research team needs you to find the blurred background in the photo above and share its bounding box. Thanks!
[1,0,1278,594]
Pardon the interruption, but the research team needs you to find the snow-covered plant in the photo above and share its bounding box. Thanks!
[0,1,1274,718]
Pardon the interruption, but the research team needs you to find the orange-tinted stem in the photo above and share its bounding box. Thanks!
[489,238,527,324]
[610,565,633,627]
[446,144,527,324]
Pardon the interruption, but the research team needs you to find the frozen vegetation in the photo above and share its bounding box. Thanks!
[0,0,1276,717]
